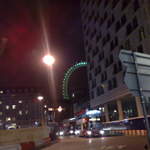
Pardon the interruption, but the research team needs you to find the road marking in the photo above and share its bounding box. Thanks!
[100,145,115,150]
[117,145,127,149]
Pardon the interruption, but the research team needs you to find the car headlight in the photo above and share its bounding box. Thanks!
[99,130,104,135]
[69,130,74,134]
[87,130,92,135]
[59,131,64,136]
[75,130,80,135]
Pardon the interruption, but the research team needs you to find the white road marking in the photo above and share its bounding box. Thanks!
[117,145,127,149]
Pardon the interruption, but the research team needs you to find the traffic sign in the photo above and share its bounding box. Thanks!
[119,50,150,97]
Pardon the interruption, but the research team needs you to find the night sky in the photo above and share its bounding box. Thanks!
[0,0,87,106]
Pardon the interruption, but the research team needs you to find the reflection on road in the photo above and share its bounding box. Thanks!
[42,136,147,150]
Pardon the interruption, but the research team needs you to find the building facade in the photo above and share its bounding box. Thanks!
[0,87,46,129]
[80,0,150,125]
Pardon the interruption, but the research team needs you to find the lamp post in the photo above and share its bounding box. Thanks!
[43,55,55,66]
[37,96,45,126]
[48,106,64,122]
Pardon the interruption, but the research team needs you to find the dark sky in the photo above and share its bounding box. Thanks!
[0,0,86,105]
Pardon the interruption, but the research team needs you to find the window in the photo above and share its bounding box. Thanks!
[133,0,139,12]
[0,112,2,115]
[137,45,144,53]
[92,79,96,88]
[19,110,22,115]
[115,21,121,32]
[0,101,2,104]
[126,23,132,35]
[113,64,118,74]
[112,77,117,88]
[115,37,118,46]
[104,12,108,21]
[108,80,112,90]
[118,61,122,71]
[6,105,10,110]
[103,71,107,81]
[139,27,146,41]
[121,96,138,118]
[96,32,102,43]
[98,51,105,62]
[91,91,94,99]
[125,39,130,50]
[96,87,101,96]
[97,65,101,74]
[121,0,131,10]
[12,105,16,109]
[104,0,109,8]
[133,17,138,29]
[121,15,126,25]
[105,58,109,67]
[6,117,11,121]
[18,100,22,104]
[110,41,114,50]
[87,56,90,62]
[106,33,111,42]
[108,101,119,121]
[110,54,114,64]
[97,0,102,6]
[0,91,3,94]
[112,0,120,9]
[89,73,92,80]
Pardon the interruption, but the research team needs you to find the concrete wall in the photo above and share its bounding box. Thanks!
[0,126,49,146]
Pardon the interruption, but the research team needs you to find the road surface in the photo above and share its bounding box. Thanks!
[42,136,147,150]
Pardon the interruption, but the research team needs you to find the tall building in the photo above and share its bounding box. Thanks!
[80,0,150,127]
[0,87,46,129]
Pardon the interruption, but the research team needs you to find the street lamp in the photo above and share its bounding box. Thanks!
[48,106,64,121]
[37,96,44,101]
[57,106,63,112]
[43,55,55,66]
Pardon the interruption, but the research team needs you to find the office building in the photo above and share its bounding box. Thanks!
[80,0,150,126]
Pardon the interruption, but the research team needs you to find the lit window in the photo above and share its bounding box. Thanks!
[19,110,22,115]
[0,112,2,115]
[6,117,11,121]
[6,105,10,110]
[18,100,22,104]
[0,91,3,94]
[139,27,146,41]
[25,110,28,114]
[12,105,16,109]
[0,101,2,104]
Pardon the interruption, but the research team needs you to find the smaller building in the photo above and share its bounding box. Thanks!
[0,87,47,129]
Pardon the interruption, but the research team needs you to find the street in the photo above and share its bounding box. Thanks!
[42,136,147,150]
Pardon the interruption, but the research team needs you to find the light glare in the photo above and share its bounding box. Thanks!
[43,55,55,66]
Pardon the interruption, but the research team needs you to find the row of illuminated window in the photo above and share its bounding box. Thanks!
[91,77,118,99]
[83,5,141,51]
[82,0,139,25]
[107,97,138,121]
[87,25,145,57]
[0,100,22,105]
[0,110,29,116]
[0,88,41,94]
[91,96,138,122]
[89,61,122,81]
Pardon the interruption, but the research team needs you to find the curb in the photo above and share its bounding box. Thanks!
[112,130,147,136]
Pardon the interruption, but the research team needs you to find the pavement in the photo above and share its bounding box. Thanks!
[42,136,148,150]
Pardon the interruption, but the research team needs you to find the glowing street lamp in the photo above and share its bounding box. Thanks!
[37,96,44,101]
[57,106,63,112]
[43,55,55,66]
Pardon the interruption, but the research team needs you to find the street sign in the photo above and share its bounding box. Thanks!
[119,49,150,148]
[119,49,150,97]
